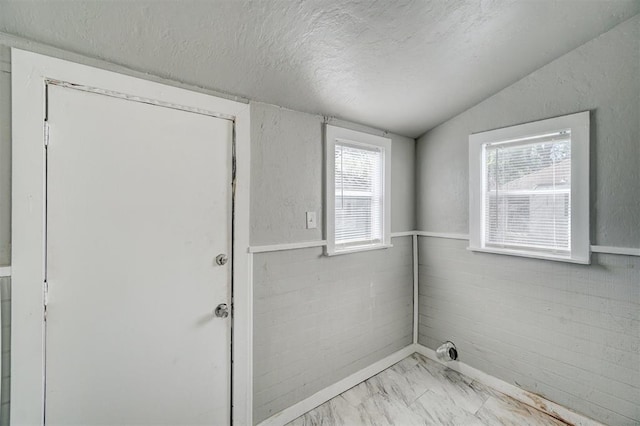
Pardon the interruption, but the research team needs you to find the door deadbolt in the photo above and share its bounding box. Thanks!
[215,254,228,266]
[214,303,229,318]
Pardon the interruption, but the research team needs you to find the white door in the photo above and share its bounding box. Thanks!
[45,84,232,425]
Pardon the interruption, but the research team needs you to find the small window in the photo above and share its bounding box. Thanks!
[325,125,391,255]
[469,112,590,263]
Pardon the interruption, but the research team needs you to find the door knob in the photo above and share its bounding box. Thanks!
[215,254,228,266]
[214,303,229,318]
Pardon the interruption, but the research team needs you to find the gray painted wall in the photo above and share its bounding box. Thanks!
[418,238,639,425]
[0,46,10,267]
[250,101,416,245]
[249,102,416,423]
[417,15,639,248]
[0,277,9,425]
[416,16,640,426]
[253,237,414,423]
[0,46,10,426]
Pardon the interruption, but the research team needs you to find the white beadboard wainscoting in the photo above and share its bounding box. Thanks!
[417,236,640,425]
[257,343,603,426]
[252,235,414,423]
[0,276,9,425]
[251,230,638,426]
[0,231,636,425]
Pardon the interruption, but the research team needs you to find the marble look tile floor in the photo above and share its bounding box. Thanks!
[287,353,566,426]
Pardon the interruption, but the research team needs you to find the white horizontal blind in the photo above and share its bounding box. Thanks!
[334,142,383,249]
[483,131,572,254]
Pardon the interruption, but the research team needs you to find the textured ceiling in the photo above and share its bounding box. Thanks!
[1,0,638,137]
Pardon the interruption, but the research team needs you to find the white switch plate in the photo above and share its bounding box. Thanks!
[306,211,317,229]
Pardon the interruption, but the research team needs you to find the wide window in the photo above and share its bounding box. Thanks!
[325,125,391,255]
[469,112,590,263]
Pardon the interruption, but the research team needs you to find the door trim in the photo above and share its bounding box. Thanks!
[11,49,252,425]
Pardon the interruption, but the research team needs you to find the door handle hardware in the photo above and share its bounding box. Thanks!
[215,254,228,266]
[214,303,229,318]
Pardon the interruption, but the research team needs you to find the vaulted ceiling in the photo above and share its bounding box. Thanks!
[1,1,638,137]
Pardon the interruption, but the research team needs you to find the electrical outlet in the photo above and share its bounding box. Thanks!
[306,211,317,229]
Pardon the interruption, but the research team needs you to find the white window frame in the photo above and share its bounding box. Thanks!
[325,125,392,256]
[469,111,590,264]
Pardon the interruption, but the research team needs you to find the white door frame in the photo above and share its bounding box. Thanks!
[11,49,252,425]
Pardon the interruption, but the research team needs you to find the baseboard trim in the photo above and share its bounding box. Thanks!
[257,345,415,426]
[257,343,604,426]
[413,344,603,426]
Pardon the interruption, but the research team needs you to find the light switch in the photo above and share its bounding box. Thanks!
[306,211,317,229]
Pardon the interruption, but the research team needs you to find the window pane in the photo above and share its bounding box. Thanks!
[484,134,571,252]
[335,144,383,247]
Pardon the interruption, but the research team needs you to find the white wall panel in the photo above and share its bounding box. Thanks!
[253,237,414,423]
[417,237,639,425]
[415,17,640,426]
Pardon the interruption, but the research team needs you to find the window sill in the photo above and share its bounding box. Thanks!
[467,246,590,264]
[325,243,394,257]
